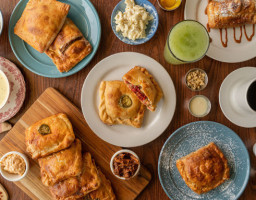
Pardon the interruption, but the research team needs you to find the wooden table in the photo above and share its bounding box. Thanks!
[0,0,255,199]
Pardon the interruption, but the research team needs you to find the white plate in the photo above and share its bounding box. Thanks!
[219,67,256,128]
[81,52,176,147]
[184,0,256,63]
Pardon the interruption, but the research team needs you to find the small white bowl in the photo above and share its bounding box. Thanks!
[0,151,29,182]
[0,9,3,36]
[110,149,141,180]
[0,70,10,109]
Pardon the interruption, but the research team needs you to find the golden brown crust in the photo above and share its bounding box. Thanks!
[49,152,101,200]
[14,0,70,53]
[86,169,116,200]
[176,142,230,194]
[123,66,163,112]
[38,139,83,187]
[207,0,256,28]
[25,113,75,159]
[99,80,145,128]
[45,18,92,73]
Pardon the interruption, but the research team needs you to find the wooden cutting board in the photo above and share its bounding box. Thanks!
[0,88,151,200]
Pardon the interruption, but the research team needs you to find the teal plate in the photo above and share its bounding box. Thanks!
[158,121,250,200]
[9,0,101,78]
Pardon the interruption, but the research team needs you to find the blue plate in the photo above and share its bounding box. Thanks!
[158,121,250,200]
[9,0,101,78]
[111,0,158,45]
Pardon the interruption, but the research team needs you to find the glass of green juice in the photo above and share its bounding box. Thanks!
[164,20,210,65]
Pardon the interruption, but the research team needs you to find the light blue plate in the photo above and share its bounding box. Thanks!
[9,0,101,78]
[158,121,250,200]
[111,0,158,45]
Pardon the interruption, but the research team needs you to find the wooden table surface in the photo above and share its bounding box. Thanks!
[0,0,256,199]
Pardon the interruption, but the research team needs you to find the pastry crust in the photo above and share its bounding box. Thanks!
[14,0,70,53]
[86,169,116,200]
[38,139,83,187]
[25,113,75,159]
[176,142,230,194]
[123,66,163,112]
[207,0,256,28]
[45,18,92,73]
[49,152,101,200]
[99,80,145,128]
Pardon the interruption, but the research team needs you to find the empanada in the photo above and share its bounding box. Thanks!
[45,18,92,72]
[123,66,163,112]
[14,0,70,53]
[207,0,256,28]
[25,113,75,159]
[38,139,83,186]
[176,142,230,194]
[99,80,145,128]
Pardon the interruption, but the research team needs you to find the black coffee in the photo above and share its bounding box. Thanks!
[247,81,256,111]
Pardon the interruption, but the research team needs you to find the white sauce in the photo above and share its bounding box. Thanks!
[0,72,9,106]
[189,96,209,116]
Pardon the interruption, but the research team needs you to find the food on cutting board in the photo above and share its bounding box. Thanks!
[114,0,153,40]
[14,0,70,53]
[176,142,230,194]
[0,183,8,200]
[25,113,75,159]
[123,66,163,111]
[99,80,146,128]
[46,18,92,73]
[0,153,26,176]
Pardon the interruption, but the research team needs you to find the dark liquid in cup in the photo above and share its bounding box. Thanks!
[247,81,256,111]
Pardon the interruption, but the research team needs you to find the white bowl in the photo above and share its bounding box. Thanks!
[0,151,29,182]
[110,149,141,180]
[0,70,10,109]
[0,9,3,36]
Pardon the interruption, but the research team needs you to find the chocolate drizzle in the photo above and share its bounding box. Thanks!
[220,28,228,48]
[244,24,255,41]
[233,26,242,43]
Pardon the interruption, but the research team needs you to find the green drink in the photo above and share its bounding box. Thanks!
[164,20,210,65]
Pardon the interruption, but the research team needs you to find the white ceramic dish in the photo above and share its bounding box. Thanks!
[81,52,176,147]
[0,151,29,182]
[184,0,256,63]
[0,70,10,109]
[0,9,3,36]
[110,149,140,180]
[219,67,256,128]
[188,95,211,117]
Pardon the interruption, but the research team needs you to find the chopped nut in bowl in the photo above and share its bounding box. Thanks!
[0,151,29,182]
[185,68,208,91]
[110,149,140,180]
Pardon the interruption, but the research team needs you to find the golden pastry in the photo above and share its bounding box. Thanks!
[14,0,70,53]
[25,113,75,159]
[38,139,83,187]
[45,18,92,73]
[207,0,256,28]
[99,80,145,128]
[123,66,163,112]
[49,152,101,200]
[176,142,230,194]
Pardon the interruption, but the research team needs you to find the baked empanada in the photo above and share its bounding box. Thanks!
[49,152,101,200]
[25,113,75,159]
[99,80,145,128]
[14,0,70,53]
[123,66,163,112]
[45,18,92,73]
[38,139,83,187]
[207,0,256,28]
[176,142,230,194]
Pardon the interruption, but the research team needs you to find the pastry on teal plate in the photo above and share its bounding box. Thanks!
[9,0,101,78]
[158,121,250,200]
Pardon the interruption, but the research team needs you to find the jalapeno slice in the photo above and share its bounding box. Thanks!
[119,95,132,108]
[38,124,51,135]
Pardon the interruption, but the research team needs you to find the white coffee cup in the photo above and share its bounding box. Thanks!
[231,76,256,114]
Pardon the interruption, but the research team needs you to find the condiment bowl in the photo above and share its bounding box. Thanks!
[157,0,182,11]
[110,149,141,180]
[0,9,3,36]
[0,70,10,109]
[0,151,29,182]
[185,68,208,91]
[111,0,159,45]
[188,95,211,118]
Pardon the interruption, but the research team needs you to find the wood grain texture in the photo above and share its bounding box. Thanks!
[0,0,255,199]
[0,88,151,200]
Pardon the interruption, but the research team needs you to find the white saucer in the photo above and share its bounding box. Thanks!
[219,67,256,128]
